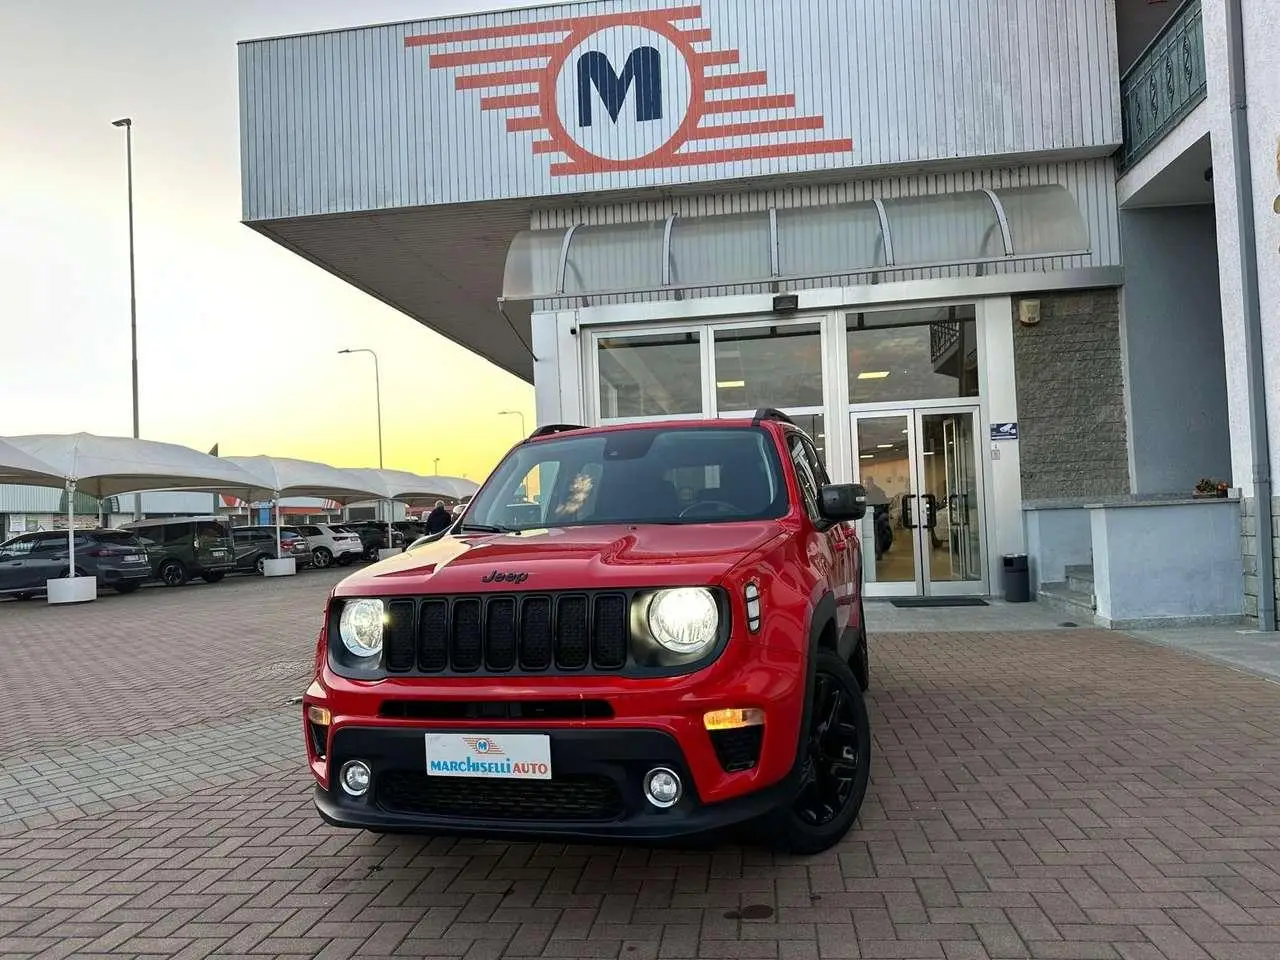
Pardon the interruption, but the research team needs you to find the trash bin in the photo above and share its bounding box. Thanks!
[1002,554,1030,603]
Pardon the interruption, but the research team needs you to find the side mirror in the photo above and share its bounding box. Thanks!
[819,483,868,522]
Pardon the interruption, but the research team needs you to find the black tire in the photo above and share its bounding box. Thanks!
[14,593,33,602]
[158,559,188,588]
[202,571,225,584]
[764,648,872,856]
[255,555,267,576]
[312,547,333,569]
[114,583,140,595]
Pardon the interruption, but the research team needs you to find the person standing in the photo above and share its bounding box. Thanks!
[424,500,453,534]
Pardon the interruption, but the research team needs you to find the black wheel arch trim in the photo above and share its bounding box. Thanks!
[787,591,839,786]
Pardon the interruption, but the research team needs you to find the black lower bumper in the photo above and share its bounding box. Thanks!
[315,725,798,843]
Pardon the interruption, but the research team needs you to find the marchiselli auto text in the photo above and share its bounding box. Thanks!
[427,756,550,777]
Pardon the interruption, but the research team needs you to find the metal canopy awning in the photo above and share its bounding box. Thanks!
[502,185,1092,301]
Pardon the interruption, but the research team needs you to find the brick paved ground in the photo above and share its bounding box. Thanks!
[3,577,1280,958]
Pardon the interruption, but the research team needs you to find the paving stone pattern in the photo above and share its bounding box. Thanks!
[6,580,1280,957]
[0,571,340,758]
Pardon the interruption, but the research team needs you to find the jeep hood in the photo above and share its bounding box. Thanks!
[332,522,788,597]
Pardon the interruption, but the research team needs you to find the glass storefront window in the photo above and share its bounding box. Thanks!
[598,331,703,419]
[846,305,979,403]
[714,323,824,411]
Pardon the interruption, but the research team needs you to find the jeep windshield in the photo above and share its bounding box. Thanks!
[461,426,789,532]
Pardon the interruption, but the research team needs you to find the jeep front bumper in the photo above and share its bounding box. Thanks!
[314,724,802,842]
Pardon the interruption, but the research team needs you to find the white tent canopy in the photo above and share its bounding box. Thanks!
[343,468,478,506]
[3,433,275,500]
[1,433,277,588]
[220,455,385,502]
[0,439,63,489]
[221,455,393,560]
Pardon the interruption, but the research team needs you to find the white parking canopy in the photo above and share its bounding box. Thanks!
[0,439,62,488]
[2,433,274,499]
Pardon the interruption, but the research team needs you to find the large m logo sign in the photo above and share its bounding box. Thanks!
[576,47,664,128]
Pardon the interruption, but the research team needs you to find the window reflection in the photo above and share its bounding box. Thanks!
[714,323,823,411]
[847,305,979,403]
[598,331,703,419]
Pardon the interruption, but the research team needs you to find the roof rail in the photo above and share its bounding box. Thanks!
[526,423,587,441]
[751,408,795,426]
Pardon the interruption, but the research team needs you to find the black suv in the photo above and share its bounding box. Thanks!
[0,529,152,599]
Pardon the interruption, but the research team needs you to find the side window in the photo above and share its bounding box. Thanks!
[2,537,36,558]
[788,435,821,519]
[300,526,322,537]
[800,436,831,487]
[31,534,65,555]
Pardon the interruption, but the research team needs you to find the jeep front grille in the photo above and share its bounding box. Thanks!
[381,593,631,676]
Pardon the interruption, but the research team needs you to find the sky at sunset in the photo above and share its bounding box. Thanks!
[0,0,537,482]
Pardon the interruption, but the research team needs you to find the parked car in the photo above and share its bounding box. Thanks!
[290,524,365,569]
[336,521,406,560]
[0,529,152,599]
[302,410,872,855]
[121,517,238,587]
[231,526,312,574]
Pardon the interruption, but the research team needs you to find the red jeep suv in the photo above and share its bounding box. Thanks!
[303,410,873,854]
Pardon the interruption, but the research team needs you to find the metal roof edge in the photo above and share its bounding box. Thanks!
[235,0,603,47]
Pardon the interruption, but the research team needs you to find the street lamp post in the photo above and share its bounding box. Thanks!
[433,457,440,475]
[499,409,527,437]
[339,348,391,548]
[112,117,141,521]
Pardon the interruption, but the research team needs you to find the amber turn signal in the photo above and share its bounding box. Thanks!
[307,705,332,726]
[703,708,765,731]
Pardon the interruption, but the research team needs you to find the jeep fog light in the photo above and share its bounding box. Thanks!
[339,599,385,657]
[643,767,683,808]
[340,760,372,797]
[647,588,719,655]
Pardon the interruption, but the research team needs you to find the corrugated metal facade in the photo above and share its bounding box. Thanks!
[528,157,1121,308]
[239,0,1121,220]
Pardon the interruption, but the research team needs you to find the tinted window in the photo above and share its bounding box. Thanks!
[94,531,142,547]
[1,537,36,557]
[464,427,788,530]
[299,526,322,537]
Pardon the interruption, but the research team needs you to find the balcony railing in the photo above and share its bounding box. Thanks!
[1118,0,1207,172]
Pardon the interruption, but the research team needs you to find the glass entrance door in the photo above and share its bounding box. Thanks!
[851,407,987,598]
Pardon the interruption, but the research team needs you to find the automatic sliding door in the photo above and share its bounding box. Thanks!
[851,414,922,597]
[916,409,986,596]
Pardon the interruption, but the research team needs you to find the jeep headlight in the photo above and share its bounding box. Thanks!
[339,599,385,658]
[647,588,719,656]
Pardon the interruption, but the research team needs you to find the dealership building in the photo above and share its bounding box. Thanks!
[237,0,1280,628]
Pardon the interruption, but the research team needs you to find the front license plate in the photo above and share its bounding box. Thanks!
[425,733,551,780]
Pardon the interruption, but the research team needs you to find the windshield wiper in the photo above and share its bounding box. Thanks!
[458,523,519,534]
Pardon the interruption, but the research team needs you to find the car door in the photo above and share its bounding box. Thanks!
[26,533,72,585]
[797,434,858,620]
[786,432,849,632]
[0,536,38,591]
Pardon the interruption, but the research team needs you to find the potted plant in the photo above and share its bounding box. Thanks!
[1194,478,1229,499]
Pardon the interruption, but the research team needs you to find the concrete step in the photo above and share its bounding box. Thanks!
[1065,563,1095,595]
[1037,581,1096,619]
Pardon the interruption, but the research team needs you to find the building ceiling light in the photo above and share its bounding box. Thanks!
[716,380,746,389]
[859,454,874,460]
[877,444,894,449]
[857,371,890,380]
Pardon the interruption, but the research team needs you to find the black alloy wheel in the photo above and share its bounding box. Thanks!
[766,649,871,855]
[313,547,333,569]
[158,560,188,587]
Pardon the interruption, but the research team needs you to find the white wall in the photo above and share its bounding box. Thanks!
[1200,0,1280,494]
[1119,206,1232,494]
